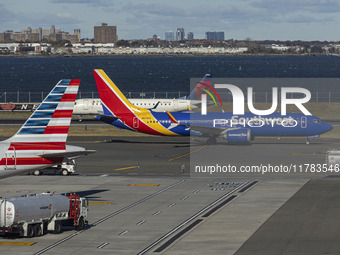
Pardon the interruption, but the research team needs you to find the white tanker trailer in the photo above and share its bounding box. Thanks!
[0,192,88,237]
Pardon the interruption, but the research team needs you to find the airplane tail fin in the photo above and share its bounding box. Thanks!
[93,69,139,116]
[186,74,213,100]
[188,74,223,106]
[7,79,80,144]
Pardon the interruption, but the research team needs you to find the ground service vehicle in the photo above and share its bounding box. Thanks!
[327,150,340,168]
[31,160,77,176]
[0,192,88,237]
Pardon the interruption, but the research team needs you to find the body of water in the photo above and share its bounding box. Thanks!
[0,56,340,93]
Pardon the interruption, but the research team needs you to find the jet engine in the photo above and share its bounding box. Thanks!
[225,128,252,143]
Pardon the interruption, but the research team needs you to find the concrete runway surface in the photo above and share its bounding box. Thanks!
[0,136,339,254]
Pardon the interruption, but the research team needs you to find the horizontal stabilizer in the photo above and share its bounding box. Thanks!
[98,115,121,121]
[39,150,96,159]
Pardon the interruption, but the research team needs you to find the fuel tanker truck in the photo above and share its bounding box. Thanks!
[0,192,88,237]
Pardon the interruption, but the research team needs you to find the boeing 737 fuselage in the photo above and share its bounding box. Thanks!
[94,69,333,144]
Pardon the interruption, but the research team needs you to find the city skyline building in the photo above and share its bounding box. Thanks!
[0,25,80,43]
[176,26,185,41]
[0,23,227,43]
[74,29,81,42]
[94,23,117,43]
[205,31,225,41]
[165,31,175,41]
[32,27,42,40]
[187,32,194,40]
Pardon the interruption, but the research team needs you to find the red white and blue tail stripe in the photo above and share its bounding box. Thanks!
[8,79,80,143]
[0,79,96,179]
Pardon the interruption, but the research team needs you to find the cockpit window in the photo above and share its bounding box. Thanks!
[313,119,321,123]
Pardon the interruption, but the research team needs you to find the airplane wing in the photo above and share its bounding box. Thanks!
[96,109,121,121]
[175,122,241,137]
[39,150,96,160]
[186,125,227,136]
[96,115,121,123]
[166,111,238,137]
[98,115,121,121]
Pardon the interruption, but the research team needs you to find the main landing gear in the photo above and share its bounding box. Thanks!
[278,136,310,145]
[207,136,217,145]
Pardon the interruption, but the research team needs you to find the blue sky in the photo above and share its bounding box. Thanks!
[1,0,340,41]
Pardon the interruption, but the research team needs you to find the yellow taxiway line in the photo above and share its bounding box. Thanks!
[129,184,159,187]
[88,202,113,205]
[0,242,36,246]
[168,145,208,162]
[113,166,139,171]
[290,153,325,158]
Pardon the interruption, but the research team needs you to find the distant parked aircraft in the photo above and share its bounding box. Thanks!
[73,74,212,116]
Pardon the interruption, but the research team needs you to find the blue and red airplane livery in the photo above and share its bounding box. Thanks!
[93,69,333,144]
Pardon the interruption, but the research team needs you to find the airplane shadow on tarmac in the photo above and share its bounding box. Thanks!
[66,189,110,201]
[104,139,190,145]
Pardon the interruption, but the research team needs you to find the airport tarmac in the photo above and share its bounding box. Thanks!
[69,135,340,178]
[0,136,339,254]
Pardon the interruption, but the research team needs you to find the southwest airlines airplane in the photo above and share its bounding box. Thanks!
[93,69,333,144]
[73,75,211,116]
[0,79,94,179]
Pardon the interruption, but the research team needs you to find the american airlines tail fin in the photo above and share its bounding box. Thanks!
[93,69,142,116]
[7,79,80,144]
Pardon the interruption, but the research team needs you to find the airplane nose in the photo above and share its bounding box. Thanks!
[323,122,333,133]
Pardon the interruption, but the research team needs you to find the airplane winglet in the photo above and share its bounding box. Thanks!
[166,111,179,124]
